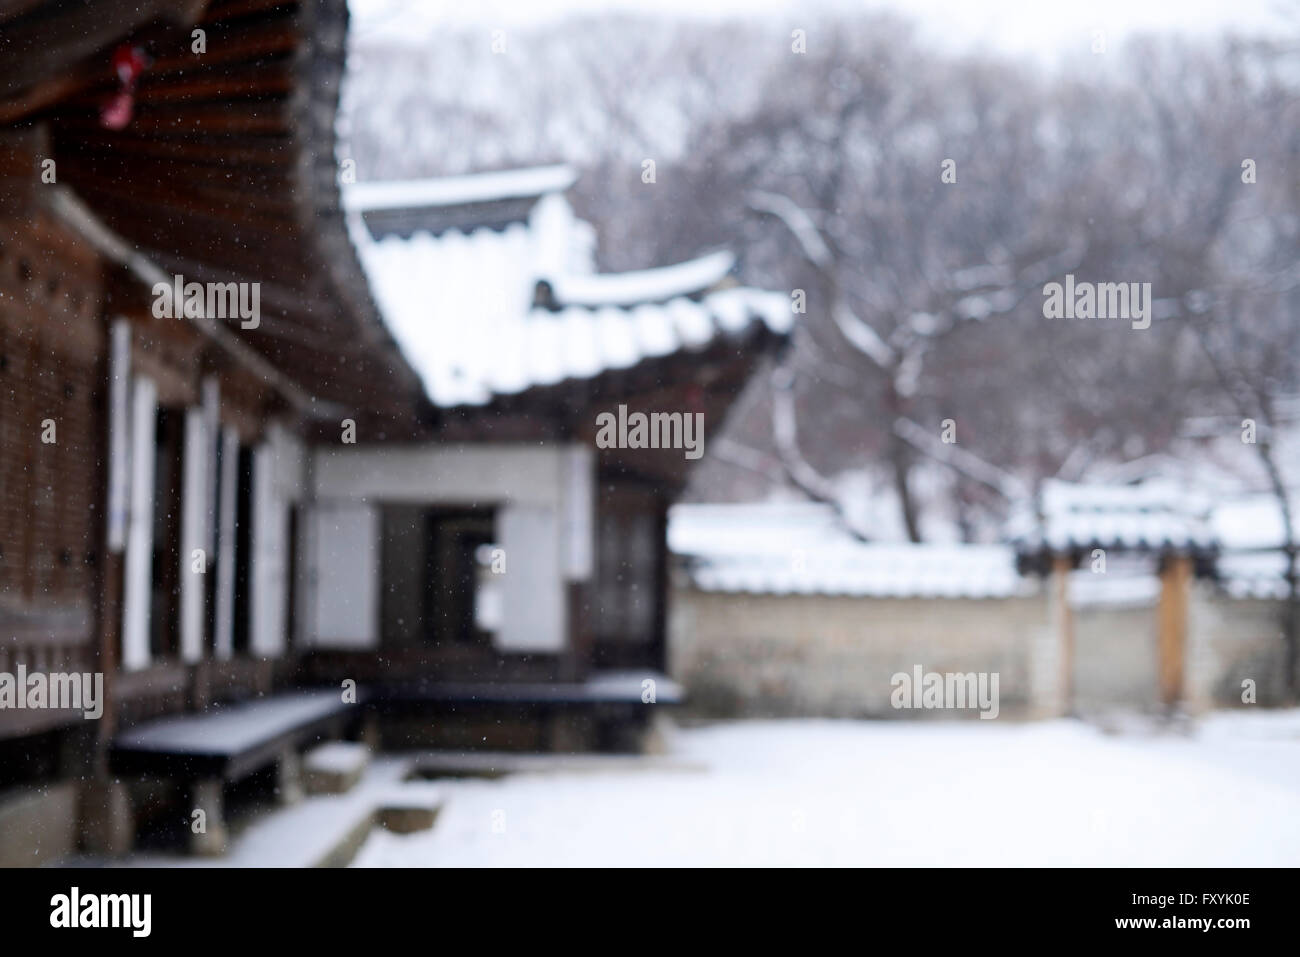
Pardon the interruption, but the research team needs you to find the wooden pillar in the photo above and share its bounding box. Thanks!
[95,320,130,767]
[213,427,239,660]
[121,376,158,671]
[179,407,210,664]
[650,496,671,674]
[19,335,38,603]
[1052,555,1075,715]
[1157,554,1192,709]
[561,444,595,681]
[190,778,227,856]
[277,747,304,806]
[563,582,592,682]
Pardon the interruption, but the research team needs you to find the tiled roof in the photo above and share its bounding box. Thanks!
[1216,550,1294,600]
[1010,480,1217,554]
[552,251,736,307]
[343,164,578,212]
[670,504,1027,599]
[1210,495,1298,598]
[346,172,791,408]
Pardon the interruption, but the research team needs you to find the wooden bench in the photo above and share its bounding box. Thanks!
[381,670,684,707]
[110,688,362,855]
[378,670,683,752]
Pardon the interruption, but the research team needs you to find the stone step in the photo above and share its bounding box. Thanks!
[303,741,371,796]
[377,788,442,834]
[0,783,76,867]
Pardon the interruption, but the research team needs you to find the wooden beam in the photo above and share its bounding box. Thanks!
[204,0,295,22]
[1157,554,1192,709]
[141,16,299,77]
[0,125,49,215]
[53,173,303,253]
[1053,554,1075,716]
[0,62,101,125]
[45,185,347,419]
[0,0,49,25]
[52,129,296,169]
[0,0,205,99]
[52,99,292,137]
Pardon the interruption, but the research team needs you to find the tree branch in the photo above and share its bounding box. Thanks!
[892,417,1030,502]
[769,366,870,541]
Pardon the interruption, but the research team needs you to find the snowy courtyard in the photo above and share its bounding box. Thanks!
[5,0,1300,895]
[350,712,1300,867]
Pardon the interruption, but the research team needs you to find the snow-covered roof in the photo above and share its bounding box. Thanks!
[1212,494,1300,553]
[343,164,579,213]
[1010,480,1217,555]
[1209,495,1298,597]
[1002,478,1297,597]
[1216,550,1292,600]
[670,503,1028,599]
[552,251,736,306]
[669,502,854,555]
[347,169,791,407]
[683,545,1026,599]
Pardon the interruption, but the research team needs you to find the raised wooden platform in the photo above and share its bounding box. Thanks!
[372,671,682,753]
[378,670,684,708]
[110,688,361,781]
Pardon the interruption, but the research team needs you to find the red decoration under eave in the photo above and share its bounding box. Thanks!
[100,91,133,130]
[111,44,149,85]
[99,44,151,130]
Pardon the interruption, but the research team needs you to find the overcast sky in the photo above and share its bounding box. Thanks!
[350,0,1293,64]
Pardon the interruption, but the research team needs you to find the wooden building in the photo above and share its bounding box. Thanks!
[306,166,791,747]
[0,2,790,860]
[0,0,422,863]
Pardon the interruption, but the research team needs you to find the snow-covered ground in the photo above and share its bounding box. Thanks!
[354,713,1300,867]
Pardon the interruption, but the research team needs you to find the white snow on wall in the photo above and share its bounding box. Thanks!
[670,503,1026,599]
[678,489,1288,602]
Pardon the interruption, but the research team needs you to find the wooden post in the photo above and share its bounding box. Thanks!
[121,376,157,671]
[1053,555,1075,715]
[563,582,592,682]
[190,778,228,857]
[277,747,304,806]
[95,320,128,770]
[1157,554,1192,709]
